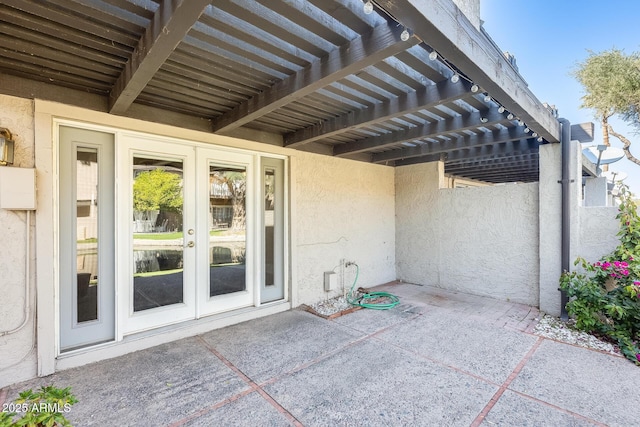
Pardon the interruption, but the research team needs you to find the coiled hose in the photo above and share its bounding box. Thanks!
[346,264,400,310]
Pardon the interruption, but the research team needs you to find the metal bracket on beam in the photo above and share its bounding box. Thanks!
[557,179,575,184]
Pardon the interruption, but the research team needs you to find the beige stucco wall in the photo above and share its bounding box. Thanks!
[0,95,37,387]
[292,153,396,305]
[395,161,540,305]
[577,207,619,264]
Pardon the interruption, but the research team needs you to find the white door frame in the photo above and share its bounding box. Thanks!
[117,135,197,334]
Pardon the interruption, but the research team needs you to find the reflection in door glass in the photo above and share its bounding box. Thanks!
[76,149,98,322]
[208,164,247,297]
[264,168,275,287]
[132,157,184,311]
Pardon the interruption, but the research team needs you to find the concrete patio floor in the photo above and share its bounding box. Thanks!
[2,282,639,426]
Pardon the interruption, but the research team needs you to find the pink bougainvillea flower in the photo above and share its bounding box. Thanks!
[634,281,640,286]
[621,262,628,268]
[614,261,621,268]
[637,354,640,362]
[602,262,611,269]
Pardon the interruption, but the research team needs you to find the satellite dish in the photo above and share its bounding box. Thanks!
[602,170,628,182]
[582,146,625,165]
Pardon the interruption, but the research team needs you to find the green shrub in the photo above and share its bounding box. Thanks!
[559,185,640,365]
[0,385,77,427]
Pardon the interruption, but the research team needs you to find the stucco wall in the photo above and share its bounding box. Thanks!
[292,153,396,305]
[395,161,539,305]
[577,207,619,264]
[0,94,37,387]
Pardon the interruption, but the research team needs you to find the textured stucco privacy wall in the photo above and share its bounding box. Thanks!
[0,94,37,387]
[395,161,540,305]
[577,207,619,264]
[293,153,396,305]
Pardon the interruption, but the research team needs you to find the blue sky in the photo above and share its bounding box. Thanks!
[480,0,640,192]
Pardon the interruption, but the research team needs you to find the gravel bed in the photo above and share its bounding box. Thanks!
[533,314,620,355]
[308,295,354,317]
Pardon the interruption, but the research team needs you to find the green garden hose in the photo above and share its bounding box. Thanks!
[346,264,400,310]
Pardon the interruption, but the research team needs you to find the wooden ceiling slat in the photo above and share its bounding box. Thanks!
[307,0,381,34]
[287,78,473,149]
[1,5,132,58]
[371,126,530,163]
[0,44,119,83]
[333,107,500,157]
[152,70,247,104]
[0,60,112,93]
[187,24,297,78]
[394,139,539,166]
[1,0,139,46]
[211,21,419,133]
[109,0,211,114]
[195,14,311,70]
[212,1,332,58]
[255,0,353,47]
[164,53,263,97]
[446,152,538,167]
[45,0,146,35]
[0,25,126,70]
[354,67,411,97]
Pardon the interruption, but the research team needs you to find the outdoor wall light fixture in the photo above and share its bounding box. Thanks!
[507,113,515,120]
[428,51,438,61]
[363,1,374,14]
[0,127,15,166]
[498,106,505,113]
[450,74,459,83]
[480,117,489,123]
[471,84,479,93]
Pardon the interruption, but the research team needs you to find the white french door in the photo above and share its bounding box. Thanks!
[118,136,197,333]
[60,125,286,346]
[119,137,258,334]
[196,147,255,316]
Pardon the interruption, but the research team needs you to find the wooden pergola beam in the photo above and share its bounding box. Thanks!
[333,103,499,157]
[376,0,561,143]
[289,78,472,150]
[371,126,529,163]
[211,21,419,134]
[109,0,211,114]
[394,139,539,166]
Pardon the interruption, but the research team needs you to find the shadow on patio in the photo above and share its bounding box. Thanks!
[2,282,638,426]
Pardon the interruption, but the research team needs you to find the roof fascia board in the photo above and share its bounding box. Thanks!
[375,0,561,143]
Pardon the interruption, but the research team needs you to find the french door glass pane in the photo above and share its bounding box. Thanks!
[76,149,98,322]
[132,157,184,311]
[209,164,247,296]
[264,168,275,288]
